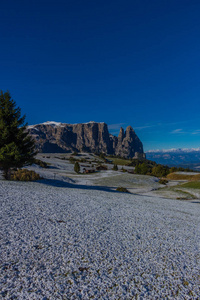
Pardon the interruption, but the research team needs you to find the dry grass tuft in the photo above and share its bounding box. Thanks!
[11,169,41,181]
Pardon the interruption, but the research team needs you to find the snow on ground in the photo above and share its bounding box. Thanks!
[0,180,199,299]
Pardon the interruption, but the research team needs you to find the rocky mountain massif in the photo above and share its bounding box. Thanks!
[28,121,145,159]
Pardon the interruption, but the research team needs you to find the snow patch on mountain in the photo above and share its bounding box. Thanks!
[28,121,105,128]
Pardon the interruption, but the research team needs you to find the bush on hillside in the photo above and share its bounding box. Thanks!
[69,157,76,163]
[99,153,105,159]
[96,165,108,171]
[158,178,168,185]
[74,161,80,173]
[112,164,118,171]
[11,169,41,181]
[135,162,149,175]
[72,151,78,156]
[116,187,129,193]
[34,159,48,168]
[151,165,170,177]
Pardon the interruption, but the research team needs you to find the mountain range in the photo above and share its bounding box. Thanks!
[28,121,145,159]
[146,148,200,170]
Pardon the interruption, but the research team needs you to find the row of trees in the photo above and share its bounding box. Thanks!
[0,91,36,179]
[134,161,194,177]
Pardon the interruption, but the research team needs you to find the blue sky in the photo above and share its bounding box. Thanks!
[0,0,200,151]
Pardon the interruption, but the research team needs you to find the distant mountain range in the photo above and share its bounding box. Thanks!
[28,121,145,159]
[146,148,200,170]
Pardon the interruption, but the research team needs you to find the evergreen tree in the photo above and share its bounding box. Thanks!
[140,162,148,175]
[74,161,80,173]
[151,164,169,178]
[134,164,141,174]
[0,91,36,179]
[112,164,118,171]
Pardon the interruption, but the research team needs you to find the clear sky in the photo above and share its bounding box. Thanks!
[0,0,200,151]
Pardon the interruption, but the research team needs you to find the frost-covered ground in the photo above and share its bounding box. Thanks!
[0,180,199,299]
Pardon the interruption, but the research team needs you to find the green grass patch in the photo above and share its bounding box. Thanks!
[106,157,132,166]
[179,181,200,189]
[174,189,196,199]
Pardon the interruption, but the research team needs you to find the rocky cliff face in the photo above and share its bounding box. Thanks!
[28,121,145,158]
[113,126,144,158]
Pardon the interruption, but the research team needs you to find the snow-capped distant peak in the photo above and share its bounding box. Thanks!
[147,147,200,153]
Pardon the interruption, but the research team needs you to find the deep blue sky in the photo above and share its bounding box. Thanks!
[1,0,200,151]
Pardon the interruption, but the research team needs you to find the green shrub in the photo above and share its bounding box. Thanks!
[11,169,41,181]
[140,162,148,174]
[134,162,152,175]
[116,187,129,193]
[151,164,169,177]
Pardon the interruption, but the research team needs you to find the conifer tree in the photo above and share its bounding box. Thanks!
[112,164,118,171]
[0,91,36,179]
[74,161,80,173]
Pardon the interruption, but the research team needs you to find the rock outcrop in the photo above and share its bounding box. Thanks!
[113,126,144,158]
[28,121,145,158]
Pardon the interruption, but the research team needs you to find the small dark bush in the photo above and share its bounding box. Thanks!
[74,161,80,173]
[99,153,105,159]
[11,169,41,181]
[112,164,118,171]
[72,151,78,156]
[34,159,48,168]
[116,187,129,193]
[69,157,76,163]
[79,158,86,163]
[96,165,108,171]
[158,179,168,185]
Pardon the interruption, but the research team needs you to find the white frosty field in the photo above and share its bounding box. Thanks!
[0,179,199,299]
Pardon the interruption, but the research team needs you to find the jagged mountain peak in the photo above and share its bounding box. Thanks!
[28,121,145,158]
